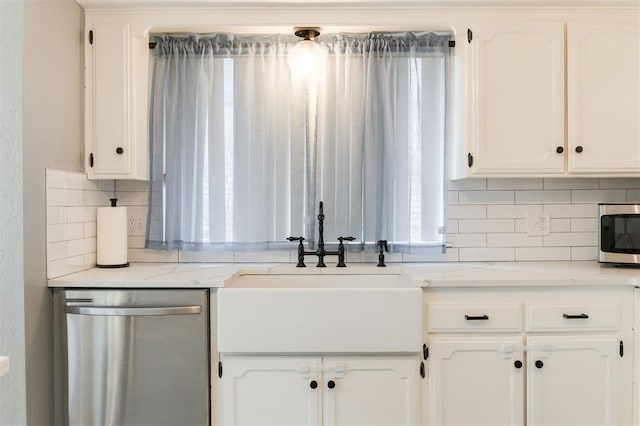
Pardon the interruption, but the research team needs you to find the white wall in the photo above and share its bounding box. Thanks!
[0,0,28,424]
[23,0,83,424]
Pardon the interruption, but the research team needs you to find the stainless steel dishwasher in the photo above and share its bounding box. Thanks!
[57,289,209,426]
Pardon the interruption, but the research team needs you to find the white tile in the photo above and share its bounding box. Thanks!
[543,204,598,218]
[571,189,626,204]
[47,224,66,244]
[487,204,542,219]
[66,173,86,190]
[127,236,146,249]
[543,232,597,247]
[68,239,87,257]
[116,180,150,192]
[47,241,68,261]
[459,248,515,262]
[599,178,640,189]
[459,190,514,205]
[448,179,487,191]
[84,190,110,207]
[446,220,459,234]
[488,178,543,190]
[515,247,570,261]
[403,248,459,262]
[83,252,97,267]
[447,191,458,206]
[47,206,66,225]
[448,205,486,219]
[235,250,291,263]
[128,248,180,262]
[67,207,96,223]
[487,233,542,247]
[46,188,67,207]
[83,222,97,238]
[83,179,100,191]
[571,246,598,261]
[570,218,597,233]
[117,191,149,206]
[448,233,486,248]
[47,256,88,279]
[516,190,570,204]
[550,218,571,233]
[543,178,599,190]
[343,251,403,264]
[515,219,527,233]
[627,190,640,202]
[46,169,67,189]
[459,219,514,233]
[66,223,84,240]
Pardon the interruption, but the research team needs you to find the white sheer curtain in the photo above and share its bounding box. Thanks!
[146,32,450,253]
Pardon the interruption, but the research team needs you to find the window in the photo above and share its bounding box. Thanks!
[147,32,451,254]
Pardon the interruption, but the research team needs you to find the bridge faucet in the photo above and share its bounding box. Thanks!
[287,201,355,267]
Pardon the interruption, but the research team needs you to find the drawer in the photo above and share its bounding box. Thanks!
[427,303,522,333]
[525,303,620,332]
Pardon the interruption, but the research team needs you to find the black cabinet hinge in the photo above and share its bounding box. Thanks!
[468,153,474,168]
[89,153,94,168]
[218,361,223,378]
[89,30,94,45]
[420,361,425,378]
[423,344,429,360]
[620,341,624,358]
[448,40,456,48]
[467,29,473,44]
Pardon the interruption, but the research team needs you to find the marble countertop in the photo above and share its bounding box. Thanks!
[48,261,640,288]
[0,357,9,378]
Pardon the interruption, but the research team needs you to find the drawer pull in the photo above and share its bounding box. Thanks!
[562,313,589,320]
[465,314,489,321]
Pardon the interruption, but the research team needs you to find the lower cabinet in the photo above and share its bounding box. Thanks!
[220,355,421,426]
[424,287,634,426]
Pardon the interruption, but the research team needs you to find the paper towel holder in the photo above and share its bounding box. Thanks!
[96,198,130,268]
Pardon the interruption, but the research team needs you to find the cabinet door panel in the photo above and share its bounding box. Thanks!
[87,21,132,177]
[527,335,626,426]
[472,24,565,174]
[323,356,419,426]
[428,336,524,426]
[221,356,322,426]
[568,23,640,174]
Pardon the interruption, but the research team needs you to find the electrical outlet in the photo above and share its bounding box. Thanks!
[128,215,145,236]
[527,212,550,237]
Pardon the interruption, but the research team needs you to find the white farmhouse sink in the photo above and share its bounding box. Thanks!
[217,273,422,353]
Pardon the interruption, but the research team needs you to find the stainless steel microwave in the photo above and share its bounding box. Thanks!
[599,203,640,265]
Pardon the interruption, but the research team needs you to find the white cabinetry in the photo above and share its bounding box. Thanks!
[459,19,640,178]
[469,23,565,175]
[424,287,634,426]
[84,15,149,180]
[567,22,640,174]
[220,355,420,426]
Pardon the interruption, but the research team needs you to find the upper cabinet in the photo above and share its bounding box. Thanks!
[457,19,640,178]
[567,22,640,175]
[469,23,565,175]
[84,17,149,180]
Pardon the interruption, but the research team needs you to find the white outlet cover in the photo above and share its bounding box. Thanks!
[527,212,551,237]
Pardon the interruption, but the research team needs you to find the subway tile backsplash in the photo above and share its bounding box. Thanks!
[45,172,640,275]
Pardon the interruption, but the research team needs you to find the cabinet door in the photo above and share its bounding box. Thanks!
[567,23,640,175]
[428,336,524,426]
[323,356,420,426]
[527,335,628,426]
[220,356,322,426]
[471,24,565,175]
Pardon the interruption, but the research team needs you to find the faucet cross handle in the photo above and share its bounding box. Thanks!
[287,236,305,242]
[338,236,356,243]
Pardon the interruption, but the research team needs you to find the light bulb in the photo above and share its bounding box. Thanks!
[288,39,324,75]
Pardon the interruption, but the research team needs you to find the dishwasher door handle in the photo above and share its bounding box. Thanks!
[64,305,202,316]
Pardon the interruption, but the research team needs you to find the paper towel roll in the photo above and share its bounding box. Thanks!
[97,205,129,267]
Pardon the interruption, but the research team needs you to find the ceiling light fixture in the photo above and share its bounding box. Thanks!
[288,28,324,74]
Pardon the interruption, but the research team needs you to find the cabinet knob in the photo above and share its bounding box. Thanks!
[310,380,318,389]
[535,360,544,369]
[556,146,564,154]
[575,146,583,153]
[327,380,336,389]
[116,147,124,155]
[514,360,522,369]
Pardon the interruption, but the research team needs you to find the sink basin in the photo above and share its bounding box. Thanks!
[217,273,422,353]
[224,273,416,288]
